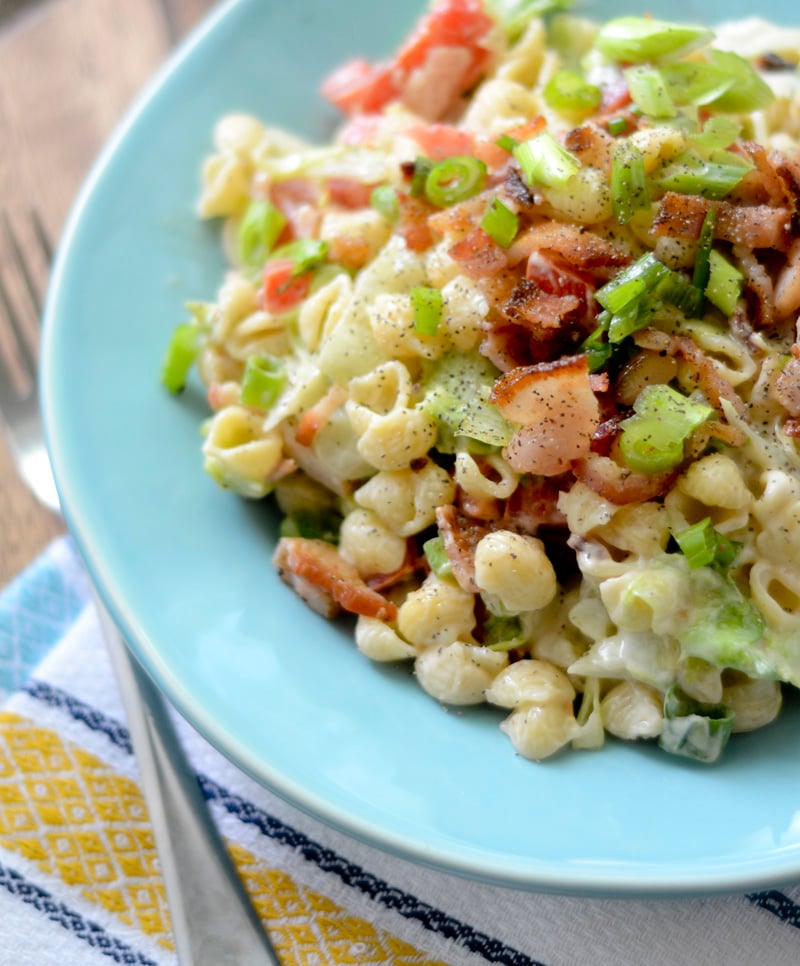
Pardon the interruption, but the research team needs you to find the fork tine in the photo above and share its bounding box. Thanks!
[0,250,38,384]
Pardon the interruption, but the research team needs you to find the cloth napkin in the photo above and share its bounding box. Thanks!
[2,537,800,966]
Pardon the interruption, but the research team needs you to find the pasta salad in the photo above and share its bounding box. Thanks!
[162,0,800,763]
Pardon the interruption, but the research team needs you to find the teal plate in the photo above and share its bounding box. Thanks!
[42,0,800,896]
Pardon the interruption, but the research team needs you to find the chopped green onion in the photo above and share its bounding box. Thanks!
[410,285,443,336]
[692,208,717,296]
[619,384,714,473]
[705,249,743,316]
[624,65,676,119]
[423,535,453,579]
[480,197,519,248]
[582,313,614,372]
[370,184,399,222]
[237,199,286,272]
[659,684,734,763]
[655,150,749,199]
[280,508,342,545]
[513,131,580,189]
[240,354,286,410]
[271,238,328,276]
[489,0,576,42]
[495,133,519,154]
[608,117,629,137]
[595,16,714,65]
[611,140,650,225]
[659,60,735,108]
[596,253,669,316]
[410,156,434,198]
[654,269,704,317]
[424,155,487,207]
[675,517,743,571]
[160,323,200,394]
[689,117,742,151]
[484,613,525,651]
[704,50,775,113]
[543,69,601,120]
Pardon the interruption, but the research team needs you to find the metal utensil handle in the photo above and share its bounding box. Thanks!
[96,594,282,965]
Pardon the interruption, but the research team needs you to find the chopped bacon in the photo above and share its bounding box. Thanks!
[396,194,436,252]
[490,354,601,476]
[733,244,775,329]
[508,221,630,279]
[270,179,321,240]
[273,537,398,622]
[428,191,490,239]
[435,504,494,593]
[782,418,800,438]
[563,124,614,171]
[457,489,503,521]
[650,192,710,240]
[716,203,792,251]
[294,385,349,447]
[526,251,596,327]
[731,141,792,207]
[326,178,375,209]
[366,542,426,592]
[501,277,581,332]
[448,226,509,278]
[573,454,677,505]
[773,357,800,418]
[479,322,538,371]
[503,476,568,534]
[773,151,800,234]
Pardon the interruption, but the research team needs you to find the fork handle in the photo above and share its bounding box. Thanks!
[95,592,281,965]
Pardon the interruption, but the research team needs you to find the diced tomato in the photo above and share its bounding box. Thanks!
[320,58,398,116]
[394,0,494,74]
[337,113,383,146]
[270,178,321,240]
[406,122,476,160]
[326,177,374,209]
[262,259,312,315]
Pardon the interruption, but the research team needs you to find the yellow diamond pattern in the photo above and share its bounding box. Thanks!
[0,713,450,965]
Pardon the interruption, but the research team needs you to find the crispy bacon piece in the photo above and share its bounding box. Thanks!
[273,537,398,622]
[397,194,436,252]
[490,354,601,475]
[773,357,800,418]
[650,192,710,240]
[563,124,614,171]
[501,278,581,334]
[480,322,538,371]
[732,141,791,207]
[448,226,509,278]
[435,505,494,593]
[782,418,800,438]
[503,475,568,534]
[733,244,775,329]
[716,203,792,251]
[508,221,630,280]
[573,455,677,505]
[294,385,349,447]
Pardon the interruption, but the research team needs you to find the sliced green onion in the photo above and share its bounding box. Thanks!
[480,197,519,248]
[596,253,669,316]
[490,0,576,42]
[705,249,743,316]
[608,117,629,137]
[280,508,342,545]
[704,50,775,113]
[513,132,580,189]
[611,140,650,225]
[543,69,601,120]
[424,156,487,207]
[595,16,714,65]
[692,208,717,295]
[423,535,453,579]
[675,517,743,571]
[495,133,519,154]
[237,199,286,272]
[659,684,734,763]
[370,184,399,222]
[484,613,525,651]
[619,384,715,474]
[240,354,286,410]
[582,313,614,372]
[655,150,749,200]
[160,323,200,394]
[654,269,704,317]
[410,156,434,198]
[271,238,328,276]
[410,285,444,336]
[624,65,676,119]
[689,117,741,151]
[660,60,735,108]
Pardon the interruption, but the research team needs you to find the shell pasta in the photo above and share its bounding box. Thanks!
[164,0,800,763]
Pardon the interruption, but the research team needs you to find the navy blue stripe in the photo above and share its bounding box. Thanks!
[0,861,158,965]
[24,678,544,966]
[747,890,800,928]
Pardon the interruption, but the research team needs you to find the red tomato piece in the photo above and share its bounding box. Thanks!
[320,58,398,116]
[394,0,494,74]
[406,122,476,160]
[262,259,312,315]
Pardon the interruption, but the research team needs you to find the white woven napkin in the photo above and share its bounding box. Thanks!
[1,536,799,966]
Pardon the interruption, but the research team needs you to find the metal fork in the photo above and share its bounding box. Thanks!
[0,210,281,966]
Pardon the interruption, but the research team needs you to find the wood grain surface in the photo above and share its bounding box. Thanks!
[0,0,216,587]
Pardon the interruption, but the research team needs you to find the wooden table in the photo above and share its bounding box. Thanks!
[0,0,216,587]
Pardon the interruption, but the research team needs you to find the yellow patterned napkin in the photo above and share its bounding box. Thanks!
[2,537,800,966]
